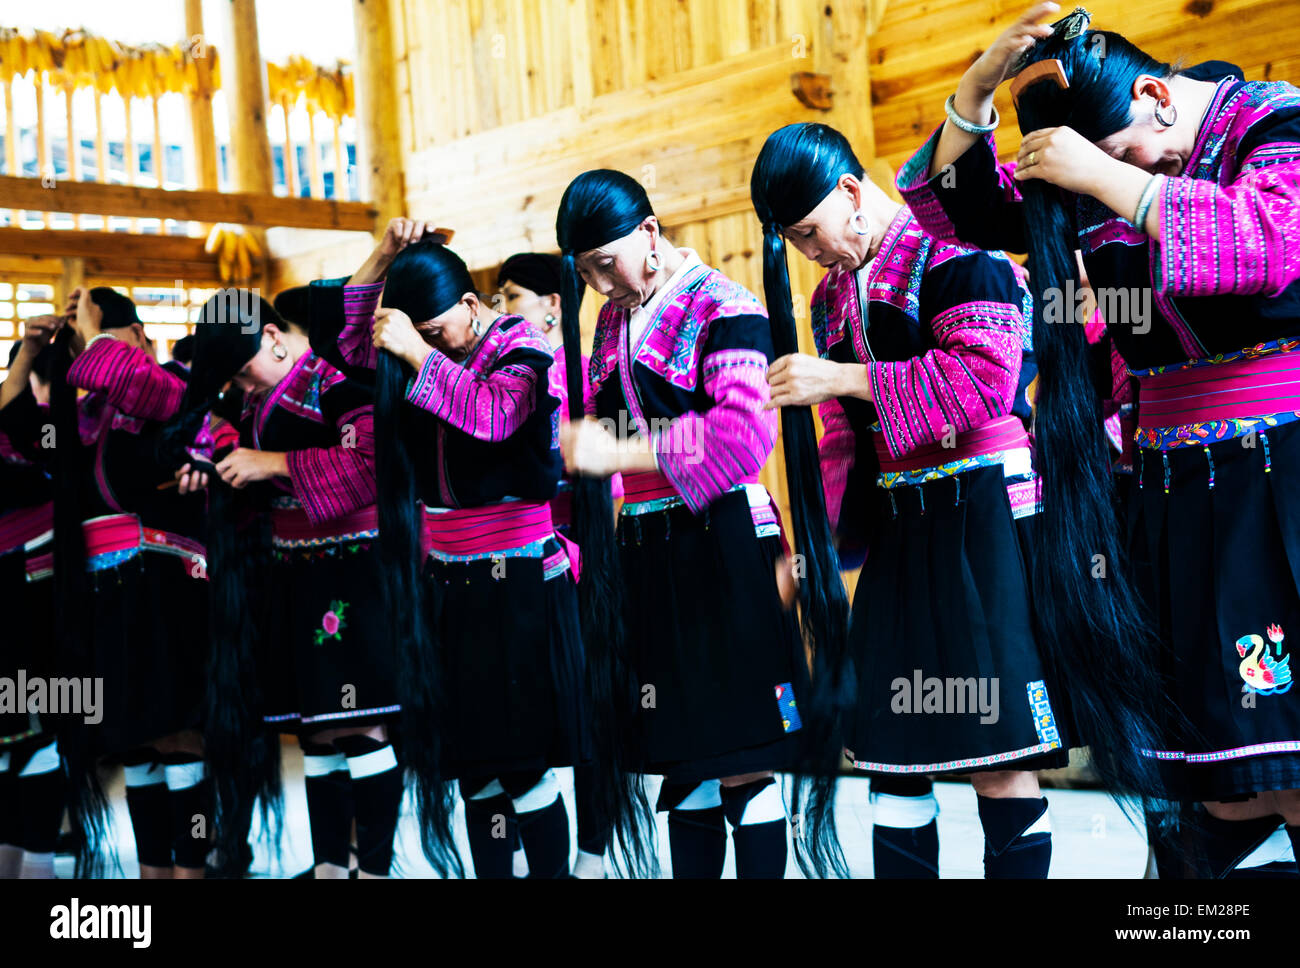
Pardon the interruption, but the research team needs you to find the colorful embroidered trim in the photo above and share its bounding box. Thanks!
[1136,409,1300,451]
[0,502,53,557]
[775,682,802,733]
[1141,740,1300,763]
[620,479,780,538]
[81,513,206,574]
[1027,679,1061,748]
[294,704,403,726]
[877,447,1032,488]
[1007,476,1044,520]
[271,504,380,549]
[847,741,1062,774]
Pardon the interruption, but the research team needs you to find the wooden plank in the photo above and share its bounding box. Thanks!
[0,227,213,261]
[0,252,224,285]
[569,0,594,110]
[0,175,378,230]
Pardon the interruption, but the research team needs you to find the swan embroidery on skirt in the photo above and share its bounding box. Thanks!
[1235,624,1294,695]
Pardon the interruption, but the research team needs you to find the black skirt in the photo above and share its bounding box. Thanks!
[426,537,589,780]
[267,535,400,729]
[618,488,807,787]
[1128,420,1300,801]
[0,545,53,745]
[845,466,1070,776]
[84,550,209,755]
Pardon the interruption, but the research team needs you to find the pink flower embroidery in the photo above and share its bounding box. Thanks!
[314,599,349,645]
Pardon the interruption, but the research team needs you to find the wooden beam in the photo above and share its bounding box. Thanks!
[0,227,213,261]
[0,252,224,285]
[58,257,85,310]
[353,0,406,231]
[0,176,378,230]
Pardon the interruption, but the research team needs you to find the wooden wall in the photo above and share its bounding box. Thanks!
[869,0,1300,172]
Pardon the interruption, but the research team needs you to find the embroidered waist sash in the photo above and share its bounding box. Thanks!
[0,501,53,557]
[272,503,379,548]
[873,416,1030,477]
[1136,351,1300,449]
[82,512,207,574]
[619,471,781,540]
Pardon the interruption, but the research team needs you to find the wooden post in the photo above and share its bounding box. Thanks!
[35,75,50,227]
[64,83,81,229]
[152,95,166,194]
[124,96,140,232]
[185,0,220,195]
[818,1,875,164]
[307,108,324,199]
[279,91,296,197]
[93,90,107,183]
[58,257,86,315]
[332,118,346,200]
[221,0,274,278]
[3,79,17,224]
[353,0,404,233]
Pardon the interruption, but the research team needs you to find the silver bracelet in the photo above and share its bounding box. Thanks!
[944,93,999,135]
[1133,174,1164,233]
[84,332,120,350]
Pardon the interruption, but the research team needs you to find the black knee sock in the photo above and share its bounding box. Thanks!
[122,751,172,869]
[463,787,518,879]
[17,766,66,855]
[977,795,1051,879]
[300,742,352,869]
[573,763,608,857]
[668,806,727,879]
[1197,810,1289,879]
[162,755,211,870]
[870,776,939,879]
[515,795,571,879]
[334,736,403,877]
[720,778,787,879]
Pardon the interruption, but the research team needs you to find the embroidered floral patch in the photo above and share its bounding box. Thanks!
[314,599,349,645]
[776,682,802,733]
[1234,624,1293,695]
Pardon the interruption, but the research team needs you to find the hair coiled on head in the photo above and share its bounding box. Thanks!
[159,289,287,875]
[373,241,482,878]
[555,170,658,878]
[750,123,859,878]
[1012,19,1177,813]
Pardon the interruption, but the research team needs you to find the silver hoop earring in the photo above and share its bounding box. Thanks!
[1154,101,1177,127]
[272,343,287,361]
[472,316,484,337]
[646,250,662,272]
[851,211,872,236]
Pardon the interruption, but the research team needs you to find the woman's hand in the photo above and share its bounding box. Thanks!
[378,217,434,260]
[964,2,1060,100]
[19,315,61,357]
[1013,125,1119,195]
[64,287,103,343]
[175,462,211,495]
[372,307,433,370]
[214,448,288,488]
[766,354,867,409]
[560,419,654,478]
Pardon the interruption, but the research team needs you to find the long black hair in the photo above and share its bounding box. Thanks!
[371,240,475,878]
[1000,15,1173,803]
[749,124,858,878]
[159,289,286,876]
[497,252,563,297]
[52,286,163,875]
[555,170,656,877]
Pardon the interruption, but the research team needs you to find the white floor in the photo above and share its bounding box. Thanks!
[59,745,1151,878]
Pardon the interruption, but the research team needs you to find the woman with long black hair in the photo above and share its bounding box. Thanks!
[752,122,1077,878]
[329,238,585,879]
[24,287,213,878]
[0,323,64,878]
[163,288,403,879]
[555,169,843,879]
[899,3,1300,877]
[498,250,613,878]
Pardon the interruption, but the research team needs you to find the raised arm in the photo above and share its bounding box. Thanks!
[67,335,185,422]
